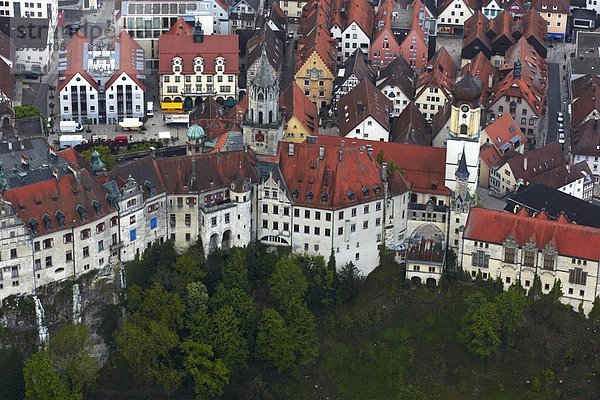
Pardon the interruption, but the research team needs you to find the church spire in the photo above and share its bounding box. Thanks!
[455,146,470,180]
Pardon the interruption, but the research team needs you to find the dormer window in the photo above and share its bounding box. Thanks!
[172,57,182,73]
[55,210,65,227]
[29,217,39,234]
[361,186,369,197]
[373,184,380,194]
[76,204,88,221]
[523,248,536,267]
[321,192,329,203]
[292,188,299,199]
[306,191,314,201]
[42,214,52,230]
[92,200,102,215]
[347,190,355,200]
[144,180,156,196]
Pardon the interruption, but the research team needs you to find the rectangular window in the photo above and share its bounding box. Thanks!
[471,250,490,268]
[83,246,90,258]
[504,247,516,263]
[80,229,90,240]
[98,240,104,251]
[294,209,300,217]
[523,250,535,267]
[211,217,217,227]
[294,224,299,232]
[543,254,555,270]
[45,256,52,267]
[364,205,369,214]
[185,214,191,226]
[304,226,310,234]
[150,216,158,230]
[325,228,331,236]
[130,229,137,241]
[66,251,73,262]
[569,267,587,285]
[305,210,310,219]
[338,227,343,235]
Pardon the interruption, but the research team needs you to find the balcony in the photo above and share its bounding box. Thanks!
[110,241,123,250]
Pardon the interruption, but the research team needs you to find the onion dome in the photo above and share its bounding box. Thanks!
[90,149,106,173]
[452,72,483,104]
[186,124,205,140]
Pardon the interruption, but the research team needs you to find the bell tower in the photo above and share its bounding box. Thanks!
[242,44,284,156]
[445,71,483,194]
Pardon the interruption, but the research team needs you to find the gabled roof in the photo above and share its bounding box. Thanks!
[58,148,91,170]
[479,142,504,168]
[438,0,478,14]
[58,35,99,92]
[281,83,318,135]
[278,141,385,210]
[338,80,393,136]
[462,52,499,94]
[390,102,431,145]
[528,161,593,190]
[462,11,491,52]
[464,207,600,261]
[482,112,526,153]
[295,24,337,76]
[106,156,167,200]
[522,9,547,54]
[158,18,239,75]
[415,47,457,100]
[3,169,116,236]
[572,79,600,127]
[505,142,567,182]
[376,57,415,98]
[334,49,375,90]
[316,135,451,195]
[531,0,569,14]
[247,25,283,74]
[571,118,600,157]
[103,31,146,91]
[269,2,288,30]
[345,0,375,37]
[505,183,600,228]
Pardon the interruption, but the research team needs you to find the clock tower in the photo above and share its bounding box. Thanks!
[242,44,284,156]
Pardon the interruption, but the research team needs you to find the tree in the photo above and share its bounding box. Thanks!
[210,284,257,341]
[547,279,563,304]
[285,304,318,365]
[210,305,249,370]
[127,283,184,330]
[181,340,229,400]
[495,286,527,347]
[221,248,248,291]
[397,384,427,400]
[114,316,184,394]
[297,255,335,313]
[186,281,210,314]
[527,275,543,302]
[14,105,42,119]
[23,352,75,400]
[335,262,363,304]
[256,308,296,372]
[268,257,308,312]
[48,324,100,396]
[460,294,501,358]
[154,246,205,294]
[81,146,116,170]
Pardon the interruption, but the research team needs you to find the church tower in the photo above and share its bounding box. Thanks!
[445,71,483,194]
[446,71,483,250]
[242,44,284,156]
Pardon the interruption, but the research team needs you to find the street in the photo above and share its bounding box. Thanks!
[546,63,561,144]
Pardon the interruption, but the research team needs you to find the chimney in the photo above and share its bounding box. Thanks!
[338,149,343,162]
[366,145,373,160]
[288,143,295,157]
[488,73,493,89]
[319,145,324,160]
[523,156,528,171]
[382,162,388,182]
[52,168,59,181]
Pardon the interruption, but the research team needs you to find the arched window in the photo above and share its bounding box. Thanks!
[268,110,273,123]
[258,92,264,101]
[250,109,254,121]
[460,124,468,135]
[410,193,418,203]
[258,111,263,124]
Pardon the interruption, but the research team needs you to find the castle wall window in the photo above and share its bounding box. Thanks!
[504,247,516,263]
[569,268,587,285]
[523,250,535,267]
[471,250,489,268]
[543,253,555,270]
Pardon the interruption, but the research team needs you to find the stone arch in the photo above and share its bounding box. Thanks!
[208,233,219,253]
[410,193,418,203]
[195,96,203,107]
[222,230,232,250]
[258,111,263,124]
[1,115,11,128]
[410,276,422,285]
[268,110,273,123]
[426,277,437,288]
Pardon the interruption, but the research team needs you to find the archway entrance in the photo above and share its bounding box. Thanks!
[208,233,219,253]
[222,230,232,250]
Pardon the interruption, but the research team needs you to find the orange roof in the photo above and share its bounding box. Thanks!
[58,148,91,169]
[479,142,503,168]
[315,136,451,195]
[104,31,146,91]
[416,47,457,99]
[58,35,98,92]
[464,207,600,261]
[345,0,375,38]
[281,83,318,135]
[338,80,393,136]
[463,11,491,51]
[3,169,116,236]
[462,51,498,94]
[278,141,385,210]
[482,112,526,152]
[572,80,600,127]
[295,25,337,75]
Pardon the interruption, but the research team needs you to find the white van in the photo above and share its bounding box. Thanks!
[147,101,154,117]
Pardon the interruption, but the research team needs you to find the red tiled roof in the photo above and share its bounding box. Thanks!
[479,142,503,168]
[522,9,547,49]
[416,47,457,99]
[226,96,248,122]
[571,118,600,157]
[104,31,146,91]
[505,142,567,182]
[345,0,375,38]
[572,80,600,127]
[278,141,385,210]
[462,11,491,51]
[338,80,393,136]
[3,169,116,236]
[528,161,593,189]
[295,25,337,76]
[58,35,99,92]
[390,102,431,145]
[464,207,600,261]
[158,18,239,75]
[482,112,526,152]
[531,0,569,14]
[462,52,498,94]
[281,83,318,135]
[58,148,91,169]
[315,136,451,195]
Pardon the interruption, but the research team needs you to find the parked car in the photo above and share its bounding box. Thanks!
[559,132,565,144]
[558,122,564,129]
[557,112,564,123]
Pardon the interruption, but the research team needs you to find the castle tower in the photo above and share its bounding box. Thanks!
[445,71,483,194]
[242,44,284,156]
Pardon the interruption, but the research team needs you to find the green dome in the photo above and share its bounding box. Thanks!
[186,124,205,140]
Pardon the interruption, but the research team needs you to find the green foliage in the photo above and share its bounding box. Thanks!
[186,281,210,314]
[125,241,178,288]
[210,284,257,341]
[460,293,501,358]
[256,308,296,372]
[495,286,527,347]
[0,349,25,399]
[181,340,229,400]
[210,305,249,370]
[23,352,77,400]
[48,324,100,396]
[127,283,184,330]
[14,105,42,119]
[547,279,563,304]
[297,255,335,313]
[81,146,116,170]
[220,248,248,291]
[153,243,204,294]
[397,384,427,400]
[589,296,600,329]
[268,257,308,312]
[244,243,279,283]
[527,275,543,302]
[114,316,184,394]
[376,150,404,175]
[335,262,363,304]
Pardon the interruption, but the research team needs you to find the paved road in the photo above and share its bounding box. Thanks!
[280,36,296,90]
[546,63,561,144]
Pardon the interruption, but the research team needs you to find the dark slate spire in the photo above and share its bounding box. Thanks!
[90,148,106,173]
[254,43,277,88]
[455,146,470,180]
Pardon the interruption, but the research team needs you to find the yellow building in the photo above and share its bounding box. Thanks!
[294,25,337,112]
[533,0,569,40]
[281,83,318,142]
[279,0,308,21]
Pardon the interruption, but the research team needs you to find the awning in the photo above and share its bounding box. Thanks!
[161,102,183,112]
